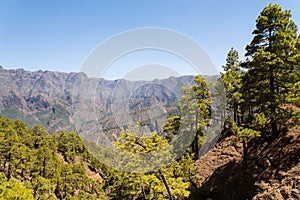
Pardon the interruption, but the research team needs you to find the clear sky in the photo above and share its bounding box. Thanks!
[0,0,299,79]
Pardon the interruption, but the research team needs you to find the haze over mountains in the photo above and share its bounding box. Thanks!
[0,67,218,141]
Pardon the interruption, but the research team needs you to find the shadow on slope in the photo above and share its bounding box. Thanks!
[190,128,300,199]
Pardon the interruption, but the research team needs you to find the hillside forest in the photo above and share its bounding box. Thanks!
[0,3,299,200]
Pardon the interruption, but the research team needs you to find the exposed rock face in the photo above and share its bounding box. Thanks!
[0,68,83,132]
[0,67,218,136]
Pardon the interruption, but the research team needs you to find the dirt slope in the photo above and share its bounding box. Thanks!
[191,128,300,200]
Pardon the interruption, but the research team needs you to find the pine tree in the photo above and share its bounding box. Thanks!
[213,78,226,130]
[108,126,194,199]
[178,75,212,160]
[220,48,261,166]
[0,116,108,199]
[0,177,34,200]
[243,4,300,137]
[221,48,243,125]
[32,176,56,199]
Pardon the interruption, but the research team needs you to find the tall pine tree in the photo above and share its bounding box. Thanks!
[243,4,300,137]
[221,48,243,125]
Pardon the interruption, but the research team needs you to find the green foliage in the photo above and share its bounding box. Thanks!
[231,120,260,139]
[109,75,213,198]
[0,107,36,127]
[35,104,71,132]
[179,75,212,128]
[0,4,299,199]
[106,127,197,199]
[164,75,212,160]
[0,177,34,200]
[213,78,226,129]
[0,104,72,133]
[0,116,106,199]
[113,128,175,173]
[32,176,57,199]
[218,4,300,167]
[0,115,199,199]
[243,3,300,135]
[163,116,181,139]
[221,48,243,124]
[55,131,84,162]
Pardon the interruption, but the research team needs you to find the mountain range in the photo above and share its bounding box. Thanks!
[0,67,219,144]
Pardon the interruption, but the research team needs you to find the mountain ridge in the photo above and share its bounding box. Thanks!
[0,67,219,136]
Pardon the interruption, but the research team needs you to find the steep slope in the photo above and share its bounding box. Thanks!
[0,116,108,199]
[191,128,300,199]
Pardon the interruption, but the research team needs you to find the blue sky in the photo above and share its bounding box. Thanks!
[0,0,299,79]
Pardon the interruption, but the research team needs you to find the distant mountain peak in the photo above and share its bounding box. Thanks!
[0,68,219,137]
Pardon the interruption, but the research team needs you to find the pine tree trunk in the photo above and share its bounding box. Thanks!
[241,109,244,125]
[242,139,247,167]
[21,159,24,179]
[43,157,46,177]
[269,67,278,137]
[3,160,6,173]
[158,169,173,200]
[270,117,278,138]
[7,163,11,181]
[234,105,237,123]
[140,177,147,200]
[236,105,240,125]
[7,151,11,180]
[268,29,278,138]
[194,111,199,160]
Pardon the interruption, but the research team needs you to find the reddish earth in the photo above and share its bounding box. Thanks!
[190,128,300,200]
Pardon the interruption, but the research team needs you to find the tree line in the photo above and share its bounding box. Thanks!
[0,3,299,199]
[220,3,299,166]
